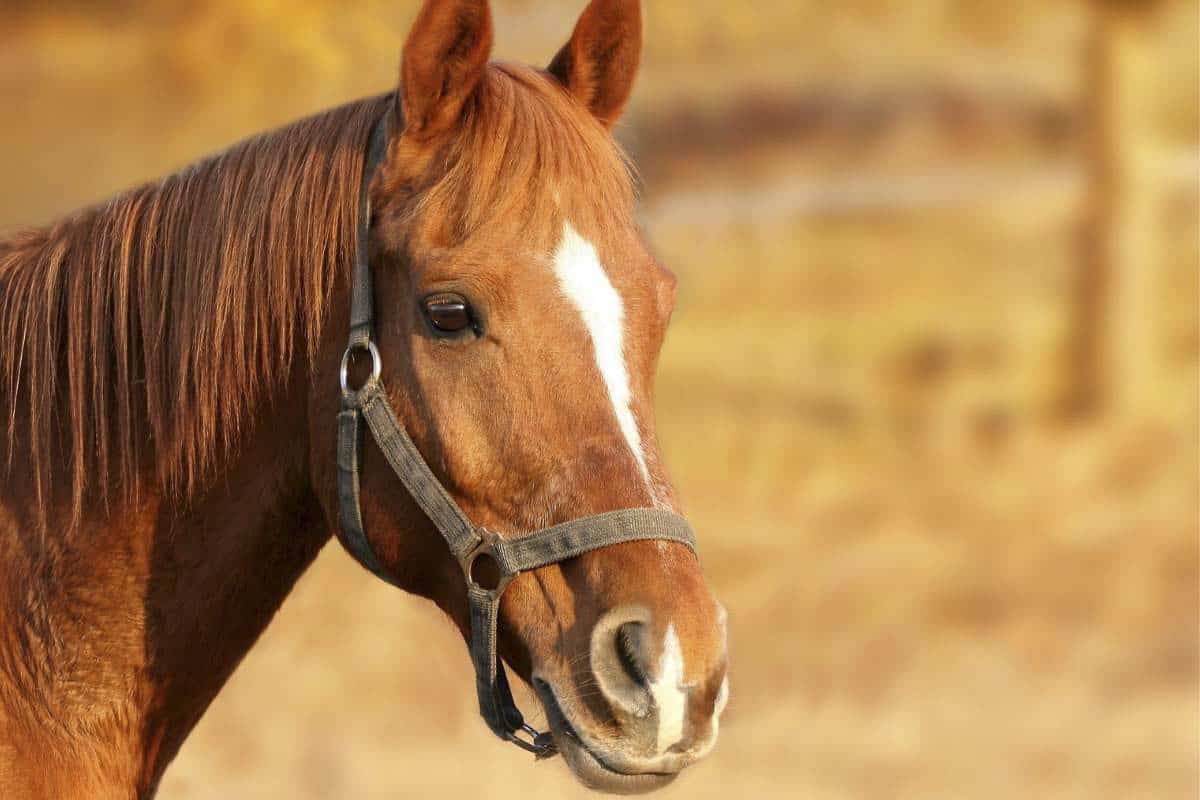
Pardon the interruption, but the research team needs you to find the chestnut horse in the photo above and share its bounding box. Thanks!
[0,0,728,796]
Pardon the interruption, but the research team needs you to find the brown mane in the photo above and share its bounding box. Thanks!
[0,95,388,529]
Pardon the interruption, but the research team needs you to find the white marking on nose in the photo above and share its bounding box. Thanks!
[552,221,653,492]
[648,624,687,753]
[686,674,727,761]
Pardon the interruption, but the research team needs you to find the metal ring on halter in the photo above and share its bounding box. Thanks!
[460,528,516,596]
[504,723,557,759]
[339,340,382,397]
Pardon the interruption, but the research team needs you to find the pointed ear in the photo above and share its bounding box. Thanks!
[400,0,493,138]
[547,0,642,127]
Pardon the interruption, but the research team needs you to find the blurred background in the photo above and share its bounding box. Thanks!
[2,1,1197,797]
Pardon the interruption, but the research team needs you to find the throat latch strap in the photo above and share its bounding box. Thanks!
[335,111,698,760]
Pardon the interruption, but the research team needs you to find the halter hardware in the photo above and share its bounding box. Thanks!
[506,722,558,759]
[461,528,516,596]
[334,106,697,761]
[339,340,382,398]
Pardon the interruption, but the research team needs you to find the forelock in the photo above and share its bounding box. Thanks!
[413,63,637,243]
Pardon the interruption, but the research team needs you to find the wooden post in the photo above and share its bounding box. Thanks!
[1068,0,1167,420]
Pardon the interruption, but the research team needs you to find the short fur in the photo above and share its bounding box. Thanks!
[0,1,727,796]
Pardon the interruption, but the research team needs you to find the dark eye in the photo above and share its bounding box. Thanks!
[424,294,474,334]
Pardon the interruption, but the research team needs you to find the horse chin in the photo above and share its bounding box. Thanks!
[534,680,679,795]
[554,736,678,795]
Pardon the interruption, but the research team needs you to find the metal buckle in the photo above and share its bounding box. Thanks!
[339,340,381,398]
[504,723,558,759]
[460,528,516,596]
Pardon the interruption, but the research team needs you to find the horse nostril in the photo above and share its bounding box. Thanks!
[616,622,649,688]
[590,607,655,717]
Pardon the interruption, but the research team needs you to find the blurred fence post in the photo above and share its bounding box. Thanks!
[1067,0,1167,420]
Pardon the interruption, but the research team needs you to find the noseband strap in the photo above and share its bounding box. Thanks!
[336,109,697,758]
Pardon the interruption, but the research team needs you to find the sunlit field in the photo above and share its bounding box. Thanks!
[2,2,1197,798]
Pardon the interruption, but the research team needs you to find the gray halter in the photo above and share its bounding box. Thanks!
[335,110,696,758]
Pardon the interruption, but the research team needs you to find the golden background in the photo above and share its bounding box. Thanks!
[2,1,1197,797]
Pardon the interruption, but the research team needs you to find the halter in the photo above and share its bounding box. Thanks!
[335,110,697,758]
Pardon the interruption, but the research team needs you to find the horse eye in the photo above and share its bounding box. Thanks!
[424,295,473,334]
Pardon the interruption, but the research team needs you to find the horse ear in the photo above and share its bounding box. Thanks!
[547,0,642,127]
[399,0,494,138]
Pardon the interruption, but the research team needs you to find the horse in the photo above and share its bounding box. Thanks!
[0,0,729,796]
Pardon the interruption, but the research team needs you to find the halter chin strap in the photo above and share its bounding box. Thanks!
[335,110,697,758]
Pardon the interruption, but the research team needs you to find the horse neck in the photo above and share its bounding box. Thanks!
[0,363,331,797]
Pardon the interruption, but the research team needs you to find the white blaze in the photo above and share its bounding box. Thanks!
[648,624,688,753]
[552,221,652,490]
